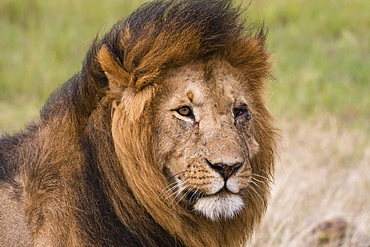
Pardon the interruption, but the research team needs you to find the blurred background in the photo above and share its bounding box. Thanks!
[1,0,369,246]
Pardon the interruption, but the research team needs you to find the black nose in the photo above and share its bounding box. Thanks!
[207,160,242,181]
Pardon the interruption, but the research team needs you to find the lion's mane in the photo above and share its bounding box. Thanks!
[0,0,278,246]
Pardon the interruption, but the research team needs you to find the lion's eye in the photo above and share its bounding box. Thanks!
[233,108,245,117]
[176,106,194,118]
[233,105,250,119]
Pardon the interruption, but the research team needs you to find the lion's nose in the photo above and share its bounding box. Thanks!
[206,160,242,181]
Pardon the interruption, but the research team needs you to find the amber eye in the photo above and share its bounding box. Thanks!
[176,106,194,118]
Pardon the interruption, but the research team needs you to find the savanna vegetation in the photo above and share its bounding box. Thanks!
[1,0,369,246]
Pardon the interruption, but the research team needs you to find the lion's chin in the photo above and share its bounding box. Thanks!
[193,193,244,221]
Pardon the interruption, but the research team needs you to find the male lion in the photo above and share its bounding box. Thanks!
[0,0,278,246]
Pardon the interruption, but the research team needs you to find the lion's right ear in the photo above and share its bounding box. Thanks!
[98,45,131,97]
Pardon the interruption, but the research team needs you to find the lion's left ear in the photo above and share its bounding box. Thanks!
[98,45,131,96]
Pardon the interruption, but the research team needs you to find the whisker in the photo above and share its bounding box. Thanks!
[251,176,264,184]
[172,185,194,208]
[249,179,261,190]
[188,186,200,204]
[251,173,268,180]
[160,171,189,198]
[163,179,187,201]
[163,187,180,202]
[160,181,178,195]
[251,175,273,191]
[247,184,263,202]
[244,188,254,200]
[161,186,188,210]
[252,173,273,183]
[170,184,191,208]
[165,179,189,205]
[243,187,262,204]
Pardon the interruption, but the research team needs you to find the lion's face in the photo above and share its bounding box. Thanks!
[153,60,260,221]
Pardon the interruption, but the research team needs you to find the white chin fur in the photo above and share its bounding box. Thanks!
[193,193,244,221]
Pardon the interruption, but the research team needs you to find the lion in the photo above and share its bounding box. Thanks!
[0,0,278,246]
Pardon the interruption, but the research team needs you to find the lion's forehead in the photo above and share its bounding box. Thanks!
[163,61,245,109]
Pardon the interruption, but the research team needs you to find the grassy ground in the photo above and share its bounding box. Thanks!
[247,1,370,245]
[1,0,369,246]
[251,119,370,246]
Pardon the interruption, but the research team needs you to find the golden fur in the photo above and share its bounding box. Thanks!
[0,0,278,246]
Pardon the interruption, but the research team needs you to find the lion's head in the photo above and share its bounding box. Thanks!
[152,61,261,221]
[95,0,278,246]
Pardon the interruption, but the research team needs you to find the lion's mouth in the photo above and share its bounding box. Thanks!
[185,188,237,204]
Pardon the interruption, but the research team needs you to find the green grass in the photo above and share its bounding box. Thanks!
[251,0,370,129]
